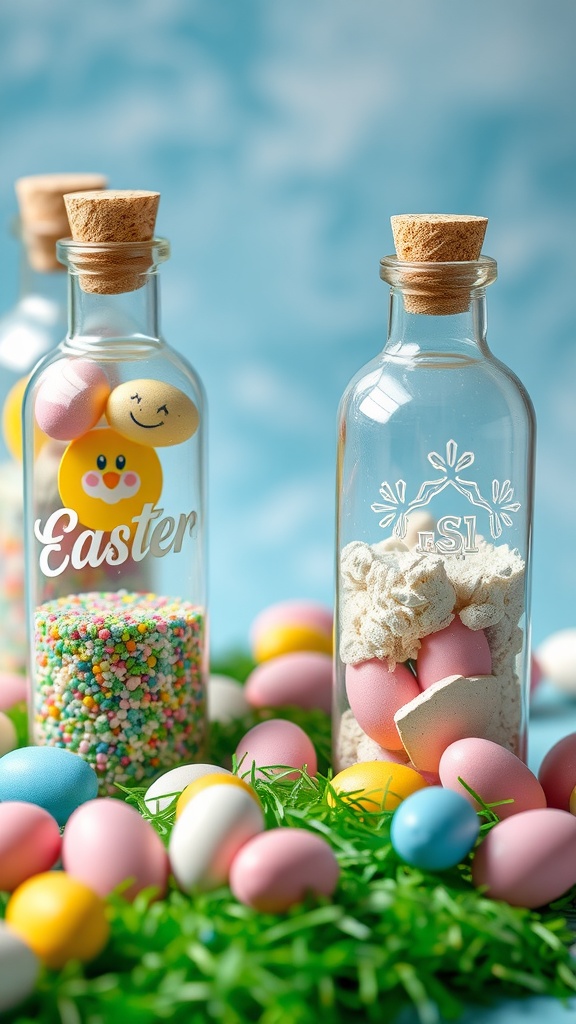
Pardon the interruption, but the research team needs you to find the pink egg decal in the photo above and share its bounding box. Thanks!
[416,617,492,690]
[245,651,333,714]
[236,719,317,780]
[439,737,546,819]
[62,798,169,901]
[345,659,420,749]
[230,827,340,912]
[538,732,576,810]
[0,802,61,892]
[472,808,576,908]
[35,358,110,440]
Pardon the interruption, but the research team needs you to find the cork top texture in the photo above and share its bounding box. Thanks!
[63,190,160,294]
[14,173,108,272]
[390,214,489,315]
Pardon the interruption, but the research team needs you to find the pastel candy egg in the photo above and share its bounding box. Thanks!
[390,786,480,870]
[144,762,231,814]
[472,808,576,908]
[250,600,333,662]
[245,652,333,714]
[236,719,317,780]
[62,798,169,901]
[230,827,340,912]
[0,920,40,1014]
[34,358,110,440]
[0,746,99,826]
[169,783,265,892]
[176,772,259,819]
[0,671,27,711]
[0,710,17,756]
[329,761,427,814]
[208,674,251,723]
[345,659,420,749]
[538,732,576,810]
[0,802,61,891]
[439,737,546,819]
[535,629,576,693]
[6,871,109,969]
[106,378,199,447]
[416,617,492,690]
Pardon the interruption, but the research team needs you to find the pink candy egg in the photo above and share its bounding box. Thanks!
[62,798,169,901]
[472,808,576,908]
[345,659,420,749]
[0,672,27,712]
[439,737,546,819]
[230,827,340,912]
[538,732,576,810]
[250,600,333,646]
[416,618,492,690]
[245,651,333,714]
[0,802,61,892]
[236,719,317,780]
[35,358,110,441]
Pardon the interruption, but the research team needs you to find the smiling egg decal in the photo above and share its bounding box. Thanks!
[106,379,199,447]
[58,427,163,531]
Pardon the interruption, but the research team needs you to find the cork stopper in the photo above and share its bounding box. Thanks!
[390,214,488,315]
[14,172,108,272]
[63,190,160,294]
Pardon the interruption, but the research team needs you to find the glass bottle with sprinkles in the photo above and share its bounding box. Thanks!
[0,173,107,677]
[22,190,207,794]
[334,215,535,778]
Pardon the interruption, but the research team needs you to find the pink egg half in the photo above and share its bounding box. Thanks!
[236,719,317,780]
[230,827,340,912]
[0,672,27,712]
[35,358,110,441]
[472,808,576,908]
[245,651,333,714]
[538,732,576,810]
[416,618,492,690]
[250,600,333,648]
[345,659,420,749]
[439,737,546,819]
[0,802,61,892]
[62,798,169,901]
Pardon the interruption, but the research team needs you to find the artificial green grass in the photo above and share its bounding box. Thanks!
[1,659,576,1024]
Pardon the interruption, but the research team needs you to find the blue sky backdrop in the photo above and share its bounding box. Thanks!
[1,0,575,657]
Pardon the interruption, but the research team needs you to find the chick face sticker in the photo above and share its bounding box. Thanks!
[58,427,163,531]
[106,379,199,448]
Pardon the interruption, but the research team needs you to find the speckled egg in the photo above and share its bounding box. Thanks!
[472,808,576,908]
[245,651,333,714]
[0,802,61,892]
[0,746,99,826]
[34,358,110,440]
[236,719,317,780]
[536,630,576,694]
[62,798,169,901]
[144,762,231,814]
[106,379,199,447]
[538,732,576,810]
[0,920,40,1014]
[208,674,251,723]
[250,600,333,662]
[391,786,480,870]
[439,737,546,819]
[345,659,420,749]
[230,827,340,912]
[416,618,492,690]
[169,783,265,892]
[0,710,17,756]
[329,760,427,814]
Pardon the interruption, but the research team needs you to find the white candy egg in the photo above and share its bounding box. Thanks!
[144,762,231,814]
[0,920,40,1013]
[536,629,576,693]
[208,674,251,724]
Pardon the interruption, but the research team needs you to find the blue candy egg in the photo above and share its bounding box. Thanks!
[390,786,480,870]
[0,746,98,826]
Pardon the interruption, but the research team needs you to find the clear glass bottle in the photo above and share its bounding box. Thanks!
[23,192,207,793]
[334,235,535,777]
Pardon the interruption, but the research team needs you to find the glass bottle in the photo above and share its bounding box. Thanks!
[22,190,207,794]
[0,172,106,675]
[334,216,535,778]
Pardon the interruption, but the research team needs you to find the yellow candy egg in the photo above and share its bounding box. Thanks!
[254,623,332,663]
[176,772,260,819]
[106,379,199,447]
[6,871,109,970]
[2,375,45,461]
[569,785,576,816]
[329,761,427,813]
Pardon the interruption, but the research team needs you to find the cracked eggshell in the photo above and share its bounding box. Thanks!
[439,737,546,819]
[415,617,492,690]
[345,658,420,749]
[245,651,333,714]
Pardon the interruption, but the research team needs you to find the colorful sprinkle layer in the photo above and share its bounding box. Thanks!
[33,591,206,795]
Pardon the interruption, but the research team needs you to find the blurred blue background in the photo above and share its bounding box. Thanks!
[1,0,575,659]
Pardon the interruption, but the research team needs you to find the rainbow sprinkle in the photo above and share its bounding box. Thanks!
[33,591,206,795]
